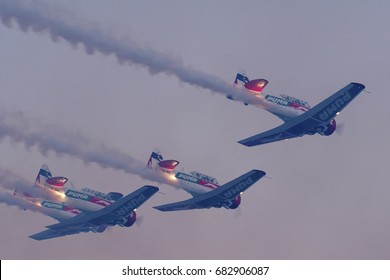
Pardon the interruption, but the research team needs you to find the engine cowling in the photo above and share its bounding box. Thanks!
[94,224,108,233]
[323,119,337,136]
[228,195,241,209]
[123,212,137,227]
[313,119,337,136]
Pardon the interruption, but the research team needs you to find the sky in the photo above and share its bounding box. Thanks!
[0,0,389,260]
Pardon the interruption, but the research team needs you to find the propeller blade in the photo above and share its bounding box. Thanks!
[136,215,144,227]
[336,122,345,135]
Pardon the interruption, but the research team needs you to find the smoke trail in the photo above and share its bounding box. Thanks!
[0,166,32,193]
[0,167,43,212]
[0,165,58,199]
[0,189,61,218]
[0,111,170,185]
[0,191,33,210]
[0,0,259,105]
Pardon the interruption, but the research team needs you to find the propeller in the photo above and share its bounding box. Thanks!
[336,122,345,136]
[135,215,144,228]
[233,207,242,219]
[106,226,114,233]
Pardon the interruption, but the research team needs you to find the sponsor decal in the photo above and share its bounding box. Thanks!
[175,172,199,184]
[317,92,352,121]
[115,193,147,216]
[41,200,65,210]
[221,177,255,198]
[202,181,218,188]
[65,190,90,201]
[198,180,218,189]
[265,95,290,106]
[90,198,111,206]
[63,205,82,214]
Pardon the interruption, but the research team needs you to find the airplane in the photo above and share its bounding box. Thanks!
[26,186,158,240]
[14,165,159,240]
[146,150,266,211]
[34,164,124,212]
[228,73,366,146]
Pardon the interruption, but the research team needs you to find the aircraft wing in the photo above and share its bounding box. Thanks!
[154,169,265,211]
[29,185,159,240]
[238,82,365,146]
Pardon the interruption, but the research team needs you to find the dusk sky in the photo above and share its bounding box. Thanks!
[0,0,389,259]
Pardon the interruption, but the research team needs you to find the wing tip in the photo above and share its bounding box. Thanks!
[351,82,365,90]
[237,139,256,147]
[153,205,169,212]
[142,185,159,191]
[28,234,40,241]
[252,169,266,176]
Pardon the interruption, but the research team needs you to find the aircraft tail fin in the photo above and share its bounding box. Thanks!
[147,148,163,170]
[229,72,268,102]
[35,164,52,186]
[146,149,179,173]
[233,72,268,93]
[234,72,250,88]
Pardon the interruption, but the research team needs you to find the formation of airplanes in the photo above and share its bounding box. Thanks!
[10,72,365,240]
[14,160,266,240]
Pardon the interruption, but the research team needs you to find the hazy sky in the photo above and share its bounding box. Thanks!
[0,0,389,260]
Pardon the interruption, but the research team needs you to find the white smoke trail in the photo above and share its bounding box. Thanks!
[0,111,170,185]
[0,0,259,105]
[0,189,63,219]
[0,191,35,211]
[0,167,44,213]
[0,167,32,193]
[0,165,58,200]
